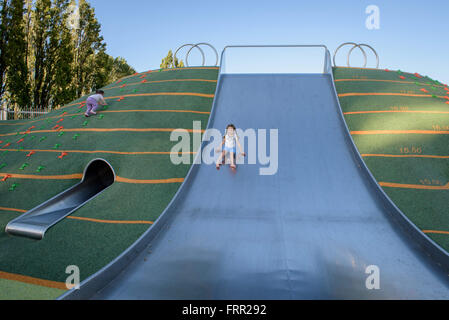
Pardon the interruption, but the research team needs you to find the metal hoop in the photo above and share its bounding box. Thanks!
[186,43,219,67]
[333,42,367,68]
[349,43,379,69]
[174,44,205,68]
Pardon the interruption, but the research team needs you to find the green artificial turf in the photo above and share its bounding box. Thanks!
[0,67,219,299]
[334,66,449,252]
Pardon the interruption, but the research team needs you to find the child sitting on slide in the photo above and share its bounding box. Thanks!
[216,124,246,170]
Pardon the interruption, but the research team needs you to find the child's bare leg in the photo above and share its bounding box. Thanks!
[230,151,235,167]
[216,150,226,166]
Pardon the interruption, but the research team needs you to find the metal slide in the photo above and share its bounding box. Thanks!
[62,46,449,299]
[5,159,115,240]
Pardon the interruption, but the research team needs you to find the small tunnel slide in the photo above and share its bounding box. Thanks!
[5,159,115,240]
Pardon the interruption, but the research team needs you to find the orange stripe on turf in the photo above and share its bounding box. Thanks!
[335,79,445,88]
[67,216,153,225]
[362,154,449,159]
[345,110,449,115]
[115,176,184,184]
[338,92,445,98]
[106,79,218,90]
[1,149,196,155]
[0,206,153,225]
[0,271,67,290]
[0,173,82,180]
[0,109,211,126]
[351,130,449,135]
[0,207,26,213]
[105,92,214,100]
[0,173,184,184]
[422,230,449,235]
[379,181,449,190]
[0,128,205,137]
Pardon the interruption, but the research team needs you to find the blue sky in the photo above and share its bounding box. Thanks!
[89,0,448,83]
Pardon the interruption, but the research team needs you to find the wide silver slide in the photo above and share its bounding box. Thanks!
[63,46,449,299]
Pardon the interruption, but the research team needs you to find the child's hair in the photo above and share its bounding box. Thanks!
[96,90,105,95]
[226,124,236,131]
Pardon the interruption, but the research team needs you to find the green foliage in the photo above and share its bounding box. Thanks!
[0,0,136,111]
[160,49,184,69]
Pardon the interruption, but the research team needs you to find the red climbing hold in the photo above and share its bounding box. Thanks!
[52,125,60,130]
[3,143,10,148]
[385,68,390,72]
[141,79,147,84]
[57,118,64,123]
[58,152,68,159]
[446,101,449,105]
[57,126,64,131]
[26,151,35,157]
[120,84,126,88]
[1,174,12,182]
[399,76,406,80]
[29,126,35,130]
[420,88,429,93]
[17,139,24,144]
[443,96,449,100]
[414,73,422,78]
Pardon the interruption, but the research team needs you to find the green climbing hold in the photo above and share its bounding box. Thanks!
[432,94,437,98]
[99,115,104,120]
[18,146,24,151]
[9,184,18,191]
[58,132,65,137]
[19,163,29,170]
[103,105,108,110]
[53,144,61,149]
[133,89,138,93]
[73,134,80,140]
[36,166,45,173]
[39,136,47,142]
[82,121,88,126]
[31,136,36,140]
[0,163,6,169]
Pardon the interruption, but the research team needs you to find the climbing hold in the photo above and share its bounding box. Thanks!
[2,174,11,182]
[19,163,29,170]
[133,89,138,93]
[52,125,60,130]
[28,126,36,130]
[103,105,108,110]
[31,136,36,140]
[420,88,429,93]
[0,163,6,170]
[414,73,422,78]
[385,69,390,72]
[82,121,88,127]
[117,96,124,102]
[15,132,20,136]
[443,96,449,100]
[57,126,64,132]
[3,143,11,148]
[39,136,47,142]
[70,115,78,119]
[17,138,24,144]
[120,84,126,88]
[58,152,68,159]
[446,101,449,105]
[26,151,35,157]
[0,141,2,144]
[53,144,61,149]
[399,76,406,80]
[141,79,147,84]
[58,131,65,137]
[36,166,45,173]
[397,70,402,74]
[99,115,104,120]
[72,134,80,140]
[18,146,24,151]
[2,150,9,155]
[432,94,438,99]
[9,184,18,191]
[39,126,45,130]
[57,119,64,124]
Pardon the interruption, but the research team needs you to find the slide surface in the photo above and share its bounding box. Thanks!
[89,73,449,299]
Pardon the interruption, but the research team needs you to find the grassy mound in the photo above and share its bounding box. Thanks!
[334,66,449,253]
[0,67,219,299]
